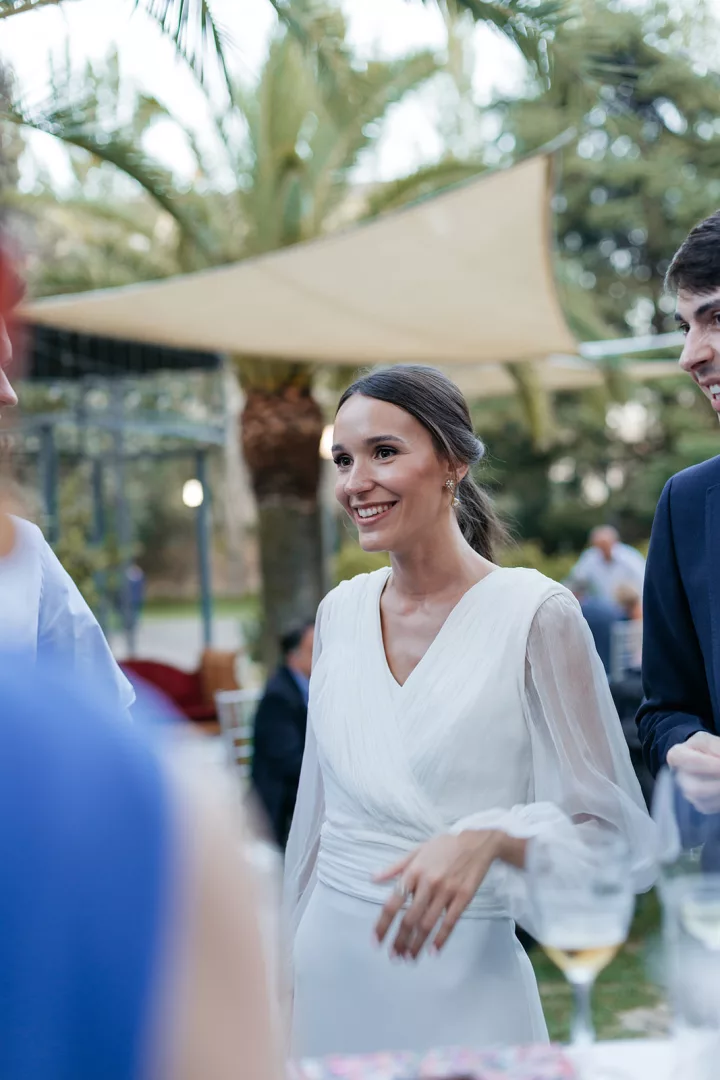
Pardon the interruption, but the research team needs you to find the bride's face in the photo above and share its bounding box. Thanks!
[332,394,451,553]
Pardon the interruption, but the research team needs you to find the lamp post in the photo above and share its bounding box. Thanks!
[183,455,213,648]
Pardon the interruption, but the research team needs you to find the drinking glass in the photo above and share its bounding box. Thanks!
[528,829,635,1049]
[653,767,720,1075]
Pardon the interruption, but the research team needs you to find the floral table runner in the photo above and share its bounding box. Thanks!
[289,1044,576,1080]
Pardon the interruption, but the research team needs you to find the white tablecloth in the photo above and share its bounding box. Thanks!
[569,1039,672,1078]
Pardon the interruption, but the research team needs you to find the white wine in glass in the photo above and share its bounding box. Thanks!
[542,943,622,982]
[529,832,634,1048]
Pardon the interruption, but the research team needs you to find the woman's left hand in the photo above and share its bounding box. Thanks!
[372,829,508,960]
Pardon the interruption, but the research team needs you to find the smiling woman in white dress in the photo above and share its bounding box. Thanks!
[284,366,655,1058]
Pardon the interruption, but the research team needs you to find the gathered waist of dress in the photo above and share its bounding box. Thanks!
[316,822,509,920]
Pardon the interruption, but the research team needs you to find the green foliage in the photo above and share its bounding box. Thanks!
[229,21,441,261]
[498,540,577,582]
[333,541,390,585]
[489,0,720,339]
[421,0,569,72]
[51,467,117,611]
[475,373,719,558]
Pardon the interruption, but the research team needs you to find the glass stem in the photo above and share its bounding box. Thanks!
[569,976,596,1046]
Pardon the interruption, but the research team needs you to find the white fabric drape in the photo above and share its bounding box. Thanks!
[449,591,657,936]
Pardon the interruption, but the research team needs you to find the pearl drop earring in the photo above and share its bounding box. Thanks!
[445,478,460,509]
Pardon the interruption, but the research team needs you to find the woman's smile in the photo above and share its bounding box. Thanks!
[352,501,398,527]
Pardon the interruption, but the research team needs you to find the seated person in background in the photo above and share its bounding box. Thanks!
[252,621,314,849]
[569,574,623,675]
[614,583,643,672]
[568,525,646,605]
[615,582,643,623]
[609,584,651,806]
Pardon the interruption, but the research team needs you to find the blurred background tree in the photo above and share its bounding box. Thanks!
[488,0,720,340]
[2,0,720,618]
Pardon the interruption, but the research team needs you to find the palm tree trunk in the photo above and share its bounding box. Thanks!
[236,359,325,668]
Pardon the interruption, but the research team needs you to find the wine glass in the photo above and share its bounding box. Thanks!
[528,829,635,1050]
[653,767,720,1075]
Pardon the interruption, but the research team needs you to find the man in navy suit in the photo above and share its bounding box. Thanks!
[251,621,314,849]
[637,211,720,796]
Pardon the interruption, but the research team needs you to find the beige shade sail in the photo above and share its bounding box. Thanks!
[444,357,684,401]
[22,155,577,366]
[445,356,602,398]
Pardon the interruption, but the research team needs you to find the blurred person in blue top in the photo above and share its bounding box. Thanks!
[568,573,624,675]
[0,644,283,1080]
[252,620,315,849]
[568,525,646,606]
[0,239,133,717]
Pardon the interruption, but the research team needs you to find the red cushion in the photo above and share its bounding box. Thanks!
[120,660,212,720]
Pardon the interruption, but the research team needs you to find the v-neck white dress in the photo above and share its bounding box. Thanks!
[284,567,655,1057]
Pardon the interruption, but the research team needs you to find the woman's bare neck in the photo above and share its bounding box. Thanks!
[387,525,495,603]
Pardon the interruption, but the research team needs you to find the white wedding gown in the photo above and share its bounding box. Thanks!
[284,567,656,1058]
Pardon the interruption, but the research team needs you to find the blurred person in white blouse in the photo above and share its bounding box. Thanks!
[567,525,646,605]
[0,239,133,717]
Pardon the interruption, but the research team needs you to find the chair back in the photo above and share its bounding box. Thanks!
[214,688,261,783]
[610,620,643,682]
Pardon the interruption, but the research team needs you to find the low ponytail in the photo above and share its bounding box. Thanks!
[455,473,507,562]
[338,365,507,561]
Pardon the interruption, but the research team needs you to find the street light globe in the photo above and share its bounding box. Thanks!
[182,479,204,508]
[319,424,334,461]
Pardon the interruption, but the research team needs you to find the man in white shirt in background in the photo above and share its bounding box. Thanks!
[568,525,646,605]
[0,241,134,717]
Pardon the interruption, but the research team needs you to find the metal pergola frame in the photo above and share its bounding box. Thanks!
[13,375,225,657]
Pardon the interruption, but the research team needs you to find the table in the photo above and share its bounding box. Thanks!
[291,1039,676,1079]
[568,1039,672,1078]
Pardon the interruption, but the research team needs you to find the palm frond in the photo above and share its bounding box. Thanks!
[363,158,487,219]
[421,0,569,70]
[308,50,440,231]
[266,0,355,103]
[0,0,61,17]
[0,0,233,96]
[131,0,233,97]
[3,92,215,259]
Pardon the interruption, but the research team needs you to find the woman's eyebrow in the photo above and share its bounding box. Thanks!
[331,434,407,454]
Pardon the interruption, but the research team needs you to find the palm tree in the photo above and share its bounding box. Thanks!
[207,24,453,659]
[3,0,570,660]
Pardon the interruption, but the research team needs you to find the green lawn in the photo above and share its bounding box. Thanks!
[142,596,258,620]
[532,890,665,1042]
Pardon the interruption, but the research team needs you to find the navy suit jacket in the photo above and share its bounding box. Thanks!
[637,455,720,775]
[251,665,308,849]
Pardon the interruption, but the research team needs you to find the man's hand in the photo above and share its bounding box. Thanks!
[668,732,720,813]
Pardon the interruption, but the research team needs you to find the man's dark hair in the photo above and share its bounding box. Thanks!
[666,210,720,295]
[280,620,314,660]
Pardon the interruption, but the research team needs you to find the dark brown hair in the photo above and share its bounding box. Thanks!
[666,210,720,294]
[336,365,507,561]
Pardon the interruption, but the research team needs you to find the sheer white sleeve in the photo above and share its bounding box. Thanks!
[282,599,326,944]
[451,590,657,932]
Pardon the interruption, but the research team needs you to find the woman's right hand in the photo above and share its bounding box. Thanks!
[372,828,519,960]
